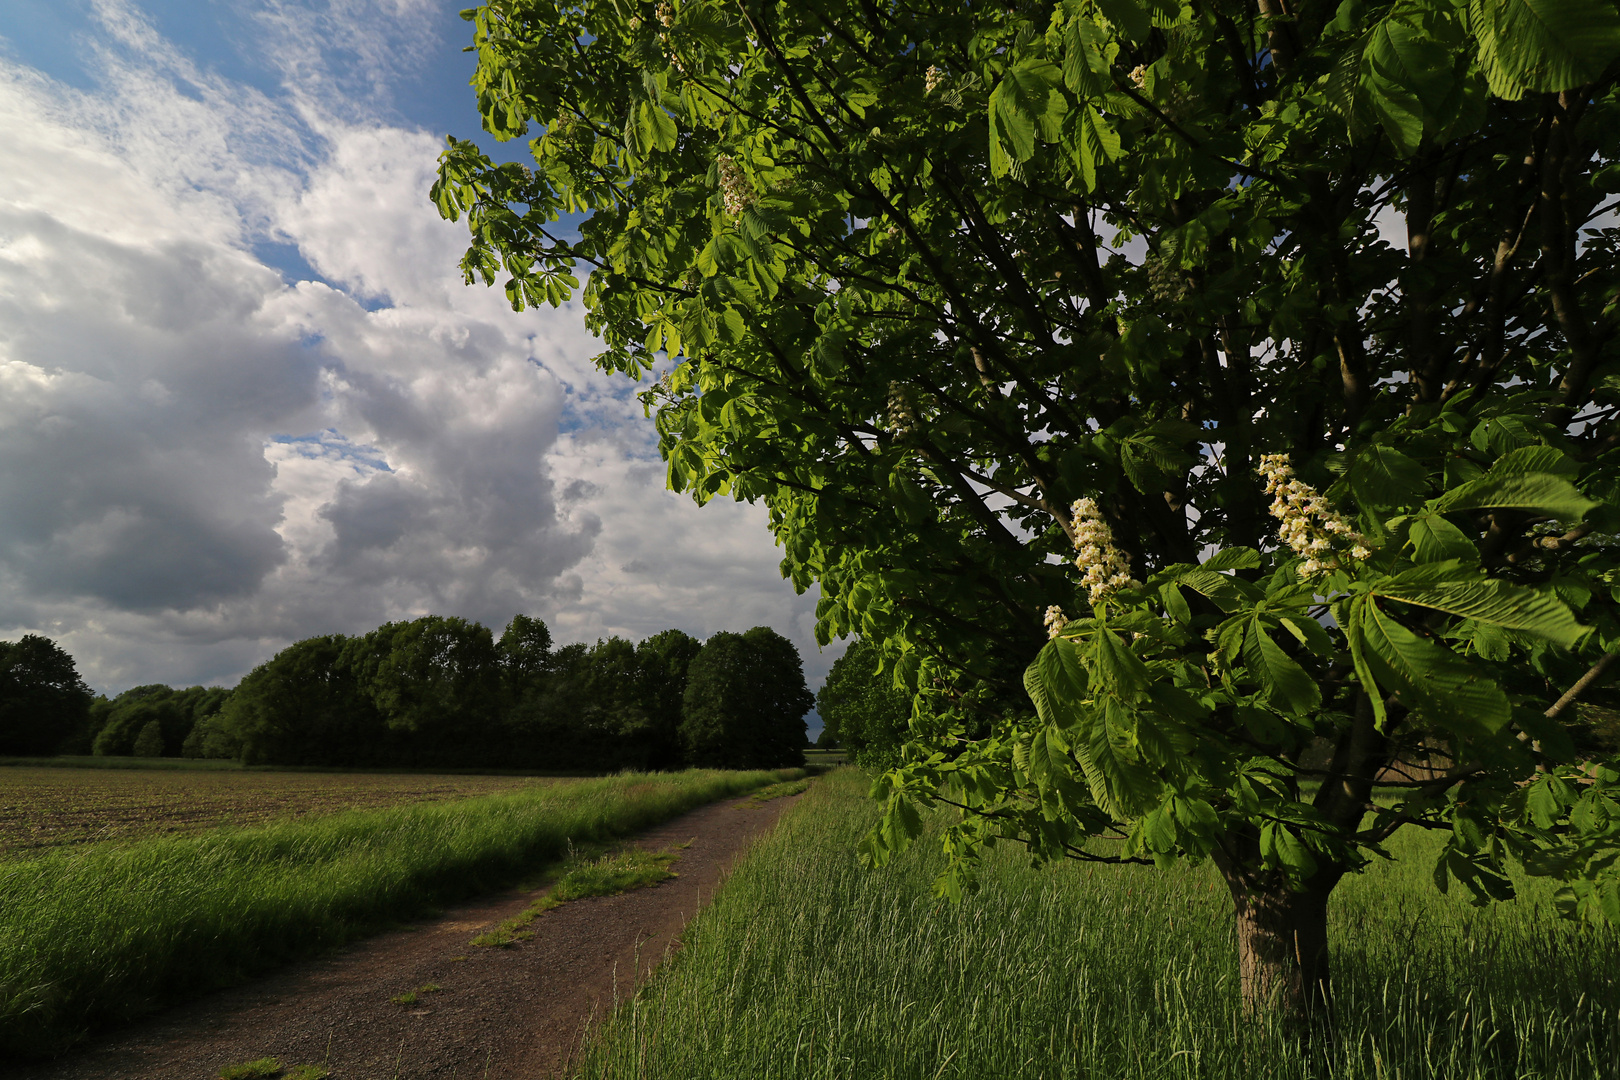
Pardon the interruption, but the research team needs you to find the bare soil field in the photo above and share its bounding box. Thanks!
[0,768,565,856]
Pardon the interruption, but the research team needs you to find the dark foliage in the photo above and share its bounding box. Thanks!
[682,627,812,769]
[5,619,811,771]
[0,636,93,756]
[206,617,806,771]
[816,639,910,767]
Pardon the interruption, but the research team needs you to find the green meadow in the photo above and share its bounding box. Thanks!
[577,767,1620,1080]
[0,767,797,1058]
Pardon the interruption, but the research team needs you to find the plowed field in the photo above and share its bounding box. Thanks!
[0,767,562,856]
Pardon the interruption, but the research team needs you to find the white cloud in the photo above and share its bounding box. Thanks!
[0,1,839,701]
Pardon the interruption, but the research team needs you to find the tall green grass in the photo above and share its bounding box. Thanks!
[0,768,795,1057]
[577,768,1619,1080]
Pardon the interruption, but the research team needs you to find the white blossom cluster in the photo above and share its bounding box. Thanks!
[656,2,675,26]
[886,380,915,434]
[1257,453,1372,577]
[1044,604,1068,640]
[925,65,945,93]
[1128,65,1148,91]
[716,154,754,217]
[1071,497,1140,606]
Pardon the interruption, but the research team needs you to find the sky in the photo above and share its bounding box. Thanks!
[0,0,843,725]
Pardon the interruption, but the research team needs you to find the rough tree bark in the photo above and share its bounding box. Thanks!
[1224,875,1337,1020]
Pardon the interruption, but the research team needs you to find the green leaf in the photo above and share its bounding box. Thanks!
[696,238,720,277]
[1201,547,1261,571]
[1093,0,1152,43]
[1140,805,1176,852]
[1276,614,1337,658]
[1489,444,1578,478]
[637,101,679,152]
[1375,568,1587,647]
[1074,106,1121,192]
[1365,69,1426,156]
[1028,726,1060,789]
[1261,821,1318,879]
[1021,62,1070,141]
[1526,774,1569,828]
[1160,581,1193,624]
[1119,427,1187,492]
[990,60,1066,165]
[1432,471,1597,522]
[1234,703,1289,744]
[1349,594,1512,734]
[1243,622,1323,714]
[1347,445,1429,509]
[1179,568,1264,609]
[1326,36,1366,121]
[1470,415,1539,454]
[1028,637,1089,727]
[1062,16,1113,95]
[1470,0,1620,99]
[1366,12,1459,116]
[1404,511,1479,564]
[1089,627,1152,700]
[1076,698,1163,816]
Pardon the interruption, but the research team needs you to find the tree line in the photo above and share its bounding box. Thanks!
[0,619,813,771]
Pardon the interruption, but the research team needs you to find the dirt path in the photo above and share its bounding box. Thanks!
[8,789,805,1080]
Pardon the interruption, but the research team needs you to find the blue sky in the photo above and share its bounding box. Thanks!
[0,0,838,728]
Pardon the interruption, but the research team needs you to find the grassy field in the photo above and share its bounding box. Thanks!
[0,767,798,1058]
[576,768,1619,1080]
[0,765,562,855]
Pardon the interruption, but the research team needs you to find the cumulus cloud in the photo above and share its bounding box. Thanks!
[0,0,841,698]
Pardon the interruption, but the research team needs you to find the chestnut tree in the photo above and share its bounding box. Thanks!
[435,0,1620,1018]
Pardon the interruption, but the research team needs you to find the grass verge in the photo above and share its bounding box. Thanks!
[574,767,1620,1080]
[741,779,811,805]
[473,841,689,947]
[0,768,798,1058]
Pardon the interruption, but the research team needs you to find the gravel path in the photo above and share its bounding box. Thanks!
[6,788,805,1080]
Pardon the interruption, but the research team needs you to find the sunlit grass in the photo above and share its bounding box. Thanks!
[472,842,686,947]
[576,768,1619,1080]
[0,768,798,1058]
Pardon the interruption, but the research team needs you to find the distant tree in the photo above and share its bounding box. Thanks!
[581,636,661,768]
[682,627,812,769]
[0,635,93,756]
[637,629,704,769]
[499,613,554,690]
[131,719,165,758]
[224,636,385,766]
[182,712,243,760]
[179,687,236,758]
[344,617,504,766]
[65,696,114,756]
[91,687,196,757]
[817,639,909,766]
[507,640,593,767]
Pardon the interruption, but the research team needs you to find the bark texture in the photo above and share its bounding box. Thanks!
[1229,882,1333,1020]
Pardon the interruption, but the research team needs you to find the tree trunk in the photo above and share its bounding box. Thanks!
[1227,879,1334,1021]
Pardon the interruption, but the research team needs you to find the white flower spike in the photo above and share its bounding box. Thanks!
[1070,497,1140,607]
[716,154,754,217]
[1256,454,1371,578]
